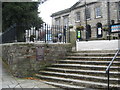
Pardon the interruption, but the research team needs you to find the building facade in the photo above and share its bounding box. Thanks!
[51,0,120,40]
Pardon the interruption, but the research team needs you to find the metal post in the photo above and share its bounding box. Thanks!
[63,26,66,43]
[64,27,66,43]
[44,23,46,43]
[62,26,64,43]
[107,69,110,90]
[47,24,48,42]
[85,0,88,41]
[68,26,70,43]
[107,0,111,40]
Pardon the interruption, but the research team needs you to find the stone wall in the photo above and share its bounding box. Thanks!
[76,40,119,51]
[2,42,72,78]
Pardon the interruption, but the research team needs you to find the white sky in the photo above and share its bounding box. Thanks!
[38,0,79,25]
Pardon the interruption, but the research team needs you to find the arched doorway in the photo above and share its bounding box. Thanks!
[96,22,102,38]
[86,25,91,40]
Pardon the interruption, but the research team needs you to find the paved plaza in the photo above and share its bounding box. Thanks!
[1,58,60,90]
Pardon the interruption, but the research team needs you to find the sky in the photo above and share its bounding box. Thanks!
[38,0,79,25]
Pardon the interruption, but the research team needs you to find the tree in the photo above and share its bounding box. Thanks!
[2,2,43,41]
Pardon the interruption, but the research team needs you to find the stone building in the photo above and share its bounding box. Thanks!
[51,0,120,40]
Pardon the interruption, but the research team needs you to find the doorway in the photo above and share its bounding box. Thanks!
[96,23,102,38]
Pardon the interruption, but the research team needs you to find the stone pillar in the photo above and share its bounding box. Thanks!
[69,28,76,47]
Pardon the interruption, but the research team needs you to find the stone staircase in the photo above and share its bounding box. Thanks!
[35,50,120,89]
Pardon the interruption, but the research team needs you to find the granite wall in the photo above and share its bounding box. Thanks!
[2,42,72,78]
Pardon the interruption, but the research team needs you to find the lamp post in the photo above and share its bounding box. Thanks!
[85,0,88,41]
[107,0,111,40]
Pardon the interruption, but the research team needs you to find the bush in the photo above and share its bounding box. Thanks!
[103,27,108,31]
[76,26,84,30]
[69,25,73,29]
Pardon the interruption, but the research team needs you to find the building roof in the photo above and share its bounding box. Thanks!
[51,8,71,17]
[51,1,80,17]
[51,0,97,17]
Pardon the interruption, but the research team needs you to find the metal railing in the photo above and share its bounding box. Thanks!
[1,23,70,44]
[105,48,120,90]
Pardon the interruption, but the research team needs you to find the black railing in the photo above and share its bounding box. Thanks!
[105,49,120,90]
[1,23,70,44]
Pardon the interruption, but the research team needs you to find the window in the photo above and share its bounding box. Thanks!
[85,7,91,20]
[76,12,80,22]
[95,6,102,18]
[63,15,69,26]
[55,17,61,26]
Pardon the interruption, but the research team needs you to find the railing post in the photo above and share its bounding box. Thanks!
[44,23,46,43]
[107,69,110,90]
[63,26,66,43]
[68,26,70,43]
[106,49,120,90]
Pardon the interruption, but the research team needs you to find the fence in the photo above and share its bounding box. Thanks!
[1,23,70,44]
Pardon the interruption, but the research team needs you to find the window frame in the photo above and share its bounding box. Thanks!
[63,15,69,26]
[75,11,81,22]
[55,17,61,26]
[95,6,102,18]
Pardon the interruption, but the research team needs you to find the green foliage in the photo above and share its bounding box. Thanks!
[2,2,43,32]
[76,25,84,30]
[69,25,73,29]
[102,27,108,31]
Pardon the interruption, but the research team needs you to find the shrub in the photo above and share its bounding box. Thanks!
[76,26,84,30]
[102,27,108,31]
[69,25,73,29]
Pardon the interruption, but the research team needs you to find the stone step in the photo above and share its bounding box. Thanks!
[52,64,119,71]
[35,50,120,89]
[47,67,119,78]
[72,50,117,53]
[68,53,117,56]
[39,71,119,84]
[66,56,120,60]
[57,60,119,66]
[36,74,119,89]
[42,81,86,89]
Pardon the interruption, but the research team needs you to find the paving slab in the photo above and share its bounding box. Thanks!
[1,60,60,89]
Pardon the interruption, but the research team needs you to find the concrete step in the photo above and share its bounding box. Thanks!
[66,56,120,60]
[47,67,120,78]
[57,60,119,66]
[35,50,120,89]
[36,74,120,89]
[42,81,86,89]
[68,53,117,56]
[51,64,119,71]
[72,50,117,53]
[39,71,119,84]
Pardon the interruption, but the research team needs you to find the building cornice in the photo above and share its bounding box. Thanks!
[51,8,70,17]
[51,1,98,17]
[70,2,97,10]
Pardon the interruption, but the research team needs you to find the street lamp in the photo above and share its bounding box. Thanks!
[107,0,111,40]
[85,0,88,41]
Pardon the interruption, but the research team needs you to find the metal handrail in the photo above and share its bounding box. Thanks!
[105,49,120,90]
